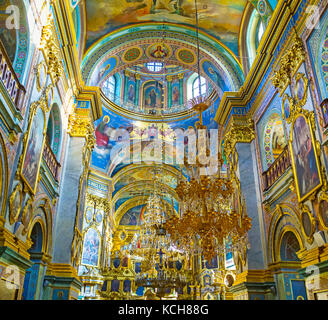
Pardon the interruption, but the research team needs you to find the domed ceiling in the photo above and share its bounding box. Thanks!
[74,0,275,225]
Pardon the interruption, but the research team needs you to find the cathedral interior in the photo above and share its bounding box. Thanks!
[0,0,328,301]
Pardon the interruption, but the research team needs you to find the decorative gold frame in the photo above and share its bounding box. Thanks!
[299,203,316,245]
[281,93,293,121]
[44,84,54,111]
[294,73,308,107]
[36,61,47,92]
[317,191,328,231]
[288,113,323,203]
[81,226,102,268]
[85,206,94,224]
[21,198,33,236]
[8,183,23,225]
[19,101,47,195]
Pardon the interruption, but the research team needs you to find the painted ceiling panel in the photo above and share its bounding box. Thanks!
[84,0,247,56]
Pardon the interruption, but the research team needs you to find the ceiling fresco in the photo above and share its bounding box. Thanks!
[84,0,247,57]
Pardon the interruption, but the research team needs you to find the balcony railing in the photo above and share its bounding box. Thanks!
[0,39,25,110]
[262,146,291,191]
[43,138,61,181]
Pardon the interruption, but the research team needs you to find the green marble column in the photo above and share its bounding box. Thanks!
[135,74,141,108]
[167,75,172,109]
[123,70,131,105]
[178,73,184,106]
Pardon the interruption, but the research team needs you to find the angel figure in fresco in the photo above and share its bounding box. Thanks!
[150,0,182,14]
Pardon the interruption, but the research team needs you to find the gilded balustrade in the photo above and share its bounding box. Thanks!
[42,138,61,181]
[262,146,291,191]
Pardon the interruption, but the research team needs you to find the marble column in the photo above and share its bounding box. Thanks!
[167,75,172,109]
[135,74,141,108]
[123,70,131,105]
[178,73,184,106]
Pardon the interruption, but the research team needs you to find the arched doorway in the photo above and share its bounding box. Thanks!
[22,221,45,300]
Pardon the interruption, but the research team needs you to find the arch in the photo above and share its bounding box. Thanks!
[260,112,287,171]
[0,0,30,81]
[0,132,9,217]
[267,204,305,264]
[28,221,43,254]
[81,23,244,91]
[239,2,268,75]
[46,103,62,159]
[27,197,53,256]
[279,230,301,262]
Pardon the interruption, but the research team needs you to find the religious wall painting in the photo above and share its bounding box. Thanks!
[202,60,229,92]
[81,228,100,266]
[111,279,120,292]
[282,94,293,121]
[20,105,46,195]
[172,82,180,107]
[127,78,136,104]
[91,56,117,86]
[8,183,23,225]
[85,206,94,224]
[280,231,300,262]
[294,73,308,107]
[318,192,328,230]
[85,0,247,56]
[143,80,164,110]
[289,114,322,202]
[92,112,133,171]
[123,279,131,292]
[119,205,145,226]
[147,43,170,60]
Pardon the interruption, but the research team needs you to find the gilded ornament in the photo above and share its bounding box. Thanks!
[8,183,23,225]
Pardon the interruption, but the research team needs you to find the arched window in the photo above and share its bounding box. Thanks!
[146,62,163,72]
[280,231,301,261]
[46,104,62,158]
[192,76,206,98]
[102,76,116,101]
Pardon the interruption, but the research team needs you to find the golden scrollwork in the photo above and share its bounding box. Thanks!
[86,193,110,212]
[40,16,64,84]
[71,227,83,268]
[8,183,23,225]
[271,37,305,96]
[21,198,33,236]
[68,108,94,140]
[223,115,255,160]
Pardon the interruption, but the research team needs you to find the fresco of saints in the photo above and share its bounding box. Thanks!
[95,115,112,149]
[148,89,157,108]
[128,83,135,103]
[172,85,179,105]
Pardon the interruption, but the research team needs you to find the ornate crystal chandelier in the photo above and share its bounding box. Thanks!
[163,0,252,263]
[126,172,189,298]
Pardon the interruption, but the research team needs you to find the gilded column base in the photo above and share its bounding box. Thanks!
[228,270,276,300]
[44,263,82,300]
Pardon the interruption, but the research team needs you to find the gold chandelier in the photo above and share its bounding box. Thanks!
[125,173,190,298]
[162,0,252,262]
